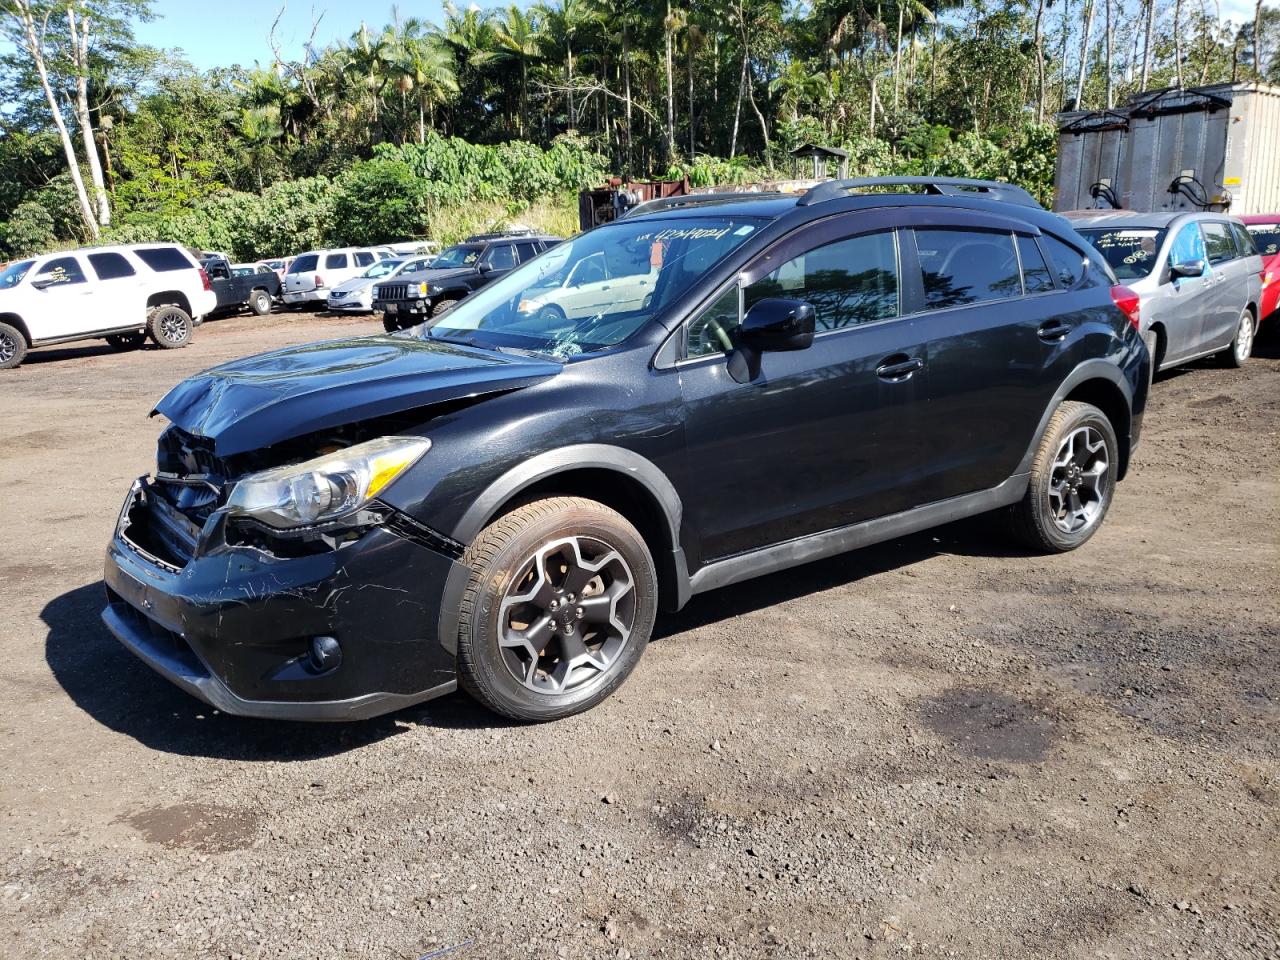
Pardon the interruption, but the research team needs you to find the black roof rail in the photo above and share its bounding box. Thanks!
[798,177,1043,209]
[622,191,784,218]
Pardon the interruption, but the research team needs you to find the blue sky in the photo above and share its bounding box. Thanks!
[133,1,456,70]
[134,0,1264,71]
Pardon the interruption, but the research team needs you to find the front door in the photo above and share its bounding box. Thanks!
[678,222,934,564]
[1155,222,1215,364]
[28,254,95,340]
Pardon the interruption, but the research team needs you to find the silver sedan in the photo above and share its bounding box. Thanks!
[325,256,432,313]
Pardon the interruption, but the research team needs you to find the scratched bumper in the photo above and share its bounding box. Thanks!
[102,511,463,721]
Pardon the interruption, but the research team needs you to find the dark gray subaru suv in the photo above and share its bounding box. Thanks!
[102,178,1149,723]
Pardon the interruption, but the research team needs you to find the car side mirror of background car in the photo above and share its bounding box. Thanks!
[728,297,816,383]
[30,277,55,291]
[1170,259,1207,280]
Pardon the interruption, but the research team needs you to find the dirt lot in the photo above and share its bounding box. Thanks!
[0,309,1277,960]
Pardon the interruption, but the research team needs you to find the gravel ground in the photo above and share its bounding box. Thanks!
[1,309,1277,960]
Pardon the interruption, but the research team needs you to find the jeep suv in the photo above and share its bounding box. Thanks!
[0,244,217,369]
[374,233,561,332]
[102,178,1148,723]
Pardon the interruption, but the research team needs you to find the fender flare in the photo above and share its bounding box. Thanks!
[436,444,688,655]
[1016,358,1135,477]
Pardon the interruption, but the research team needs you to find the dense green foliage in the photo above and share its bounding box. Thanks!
[0,0,1275,258]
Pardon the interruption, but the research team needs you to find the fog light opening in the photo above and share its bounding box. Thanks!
[309,636,342,673]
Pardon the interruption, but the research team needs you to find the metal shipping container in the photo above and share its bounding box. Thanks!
[1054,83,1280,216]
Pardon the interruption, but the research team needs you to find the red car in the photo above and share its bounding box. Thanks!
[1241,214,1280,324]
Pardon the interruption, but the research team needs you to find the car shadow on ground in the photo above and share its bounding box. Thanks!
[42,515,1025,760]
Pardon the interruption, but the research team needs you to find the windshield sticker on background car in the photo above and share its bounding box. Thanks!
[1245,224,1280,256]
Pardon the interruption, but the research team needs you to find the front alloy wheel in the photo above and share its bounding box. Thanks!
[457,497,657,721]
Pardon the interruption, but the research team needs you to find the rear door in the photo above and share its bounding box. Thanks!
[678,218,933,561]
[86,251,145,330]
[904,225,1074,500]
[1199,220,1243,349]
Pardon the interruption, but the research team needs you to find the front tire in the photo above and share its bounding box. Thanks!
[382,312,405,333]
[249,290,272,316]
[146,305,192,349]
[457,497,658,722]
[1008,401,1119,553]
[431,297,461,318]
[0,321,27,369]
[1221,308,1254,368]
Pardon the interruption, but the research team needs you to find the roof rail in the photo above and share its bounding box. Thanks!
[621,191,784,218]
[798,177,1043,209]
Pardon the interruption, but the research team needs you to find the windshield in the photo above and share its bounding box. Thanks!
[431,245,483,269]
[362,259,403,279]
[1246,223,1280,258]
[1078,228,1167,280]
[419,216,762,359]
[0,260,35,289]
[288,254,319,273]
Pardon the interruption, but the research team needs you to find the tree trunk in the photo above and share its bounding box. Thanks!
[893,2,904,112]
[419,97,426,143]
[1254,0,1264,79]
[1104,0,1113,108]
[688,32,696,156]
[67,6,111,228]
[730,52,746,158]
[1033,0,1046,123]
[567,40,576,129]
[1140,0,1154,87]
[664,0,676,163]
[1075,0,1095,108]
[623,26,633,171]
[11,0,98,240]
[1174,0,1184,87]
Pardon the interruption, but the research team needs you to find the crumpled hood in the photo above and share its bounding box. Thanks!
[153,335,561,456]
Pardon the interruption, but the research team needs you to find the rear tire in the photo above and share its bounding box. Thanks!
[0,321,27,369]
[1221,308,1254,368]
[249,290,272,316]
[1007,400,1118,553]
[457,497,658,722]
[146,305,192,349]
[105,331,146,352]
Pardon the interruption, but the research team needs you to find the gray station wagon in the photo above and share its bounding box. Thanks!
[1067,211,1263,377]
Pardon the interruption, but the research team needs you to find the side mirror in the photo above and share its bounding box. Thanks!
[30,277,55,291]
[728,297,816,383]
[477,261,492,274]
[1170,258,1206,280]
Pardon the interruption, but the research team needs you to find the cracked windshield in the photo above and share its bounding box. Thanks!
[421,217,761,359]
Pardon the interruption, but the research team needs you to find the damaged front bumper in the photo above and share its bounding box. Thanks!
[101,478,465,721]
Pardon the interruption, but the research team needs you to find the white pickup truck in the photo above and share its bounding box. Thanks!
[0,243,217,369]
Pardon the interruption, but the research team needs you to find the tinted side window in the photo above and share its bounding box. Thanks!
[687,285,742,358]
[1168,223,1207,271]
[515,241,539,262]
[1041,235,1088,289]
[355,252,375,267]
[135,247,194,272]
[290,254,319,273]
[1200,222,1236,265]
[914,229,1020,309]
[325,253,349,269]
[1017,236,1055,293]
[1229,222,1258,257]
[35,256,87,285]
[746,230,899,331]
[88,252,136,281]
[482,244,518,270]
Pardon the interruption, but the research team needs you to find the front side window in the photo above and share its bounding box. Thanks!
[324,253,350,270]
[1167,223,1207,273]
[363,260,403,279]
[421,215,761,359]
[1077,228,1166,281]
[0,260,34,289]
[915,229,1020,309]
[35,256,87,286]
[1245,223,1280,257]
[88,252,136,281]
[1200,222,1237,265]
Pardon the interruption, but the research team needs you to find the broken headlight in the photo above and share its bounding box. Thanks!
[225,436,431,529]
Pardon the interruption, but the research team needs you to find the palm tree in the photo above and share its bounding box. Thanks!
[538,0,601,130]
[393,19,461,141]
[228,105,284,190]
[476,5,545,137]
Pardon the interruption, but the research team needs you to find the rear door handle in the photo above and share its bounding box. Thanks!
[875,355,924,382]
[1037,319,1072,342]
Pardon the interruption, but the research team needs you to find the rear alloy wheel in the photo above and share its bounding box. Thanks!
[106,331,146,351]
[457,497,657,721]
[146,305,193,349]
[249,290,272,316]
[1008,400,1118,553]
[0,321,27,369]
[1222,308,1254,368]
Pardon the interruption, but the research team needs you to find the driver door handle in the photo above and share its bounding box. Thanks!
[1037,319,1072,342]
[875,355,924,382]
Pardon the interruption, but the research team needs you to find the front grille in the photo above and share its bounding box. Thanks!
[144,428,233,564]
[377,283,409,301]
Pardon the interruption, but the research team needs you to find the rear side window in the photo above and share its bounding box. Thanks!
[1200,222,1236,265]
[355,252,375,267]
[914,229,1020,309]
[481,244,518,270]
[1041,235,1088,289]
[746,230,899,331]
[1017,236,1055,293]
[290,254,319,273]
[135,247,193,272]
[325,253,350,269]
[515,241,539,262]
[88,252,136,280]
[1229,222,1258,257]
[35,256,87,285]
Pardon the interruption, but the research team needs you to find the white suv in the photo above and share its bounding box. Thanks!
[281,248,391,306]
[0,243,217,370]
